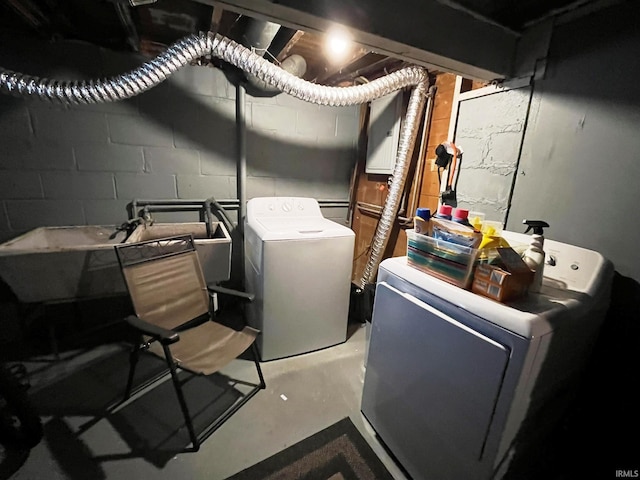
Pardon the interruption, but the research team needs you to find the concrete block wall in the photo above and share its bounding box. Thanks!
[0,33,359,243]
[454,87,531,223]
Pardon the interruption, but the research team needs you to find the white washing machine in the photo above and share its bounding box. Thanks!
[361,230,614,480]
[244,197,355,361]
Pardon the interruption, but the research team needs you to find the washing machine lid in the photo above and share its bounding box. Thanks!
[253,216,354,241]
[246,197,354,240]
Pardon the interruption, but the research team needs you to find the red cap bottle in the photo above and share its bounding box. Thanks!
[435,204,452,220]
[452,208,471,227]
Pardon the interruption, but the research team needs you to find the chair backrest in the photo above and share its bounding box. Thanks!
[115,235,209,331]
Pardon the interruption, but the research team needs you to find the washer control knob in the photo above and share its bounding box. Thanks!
[282,202,292,212]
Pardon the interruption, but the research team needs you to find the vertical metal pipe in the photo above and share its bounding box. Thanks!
[235,83,247,285]
[236,83,247,233]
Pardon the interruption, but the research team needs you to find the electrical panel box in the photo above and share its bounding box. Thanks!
[365,91,403,174]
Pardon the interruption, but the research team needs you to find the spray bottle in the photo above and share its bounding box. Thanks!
[522,220,550,293]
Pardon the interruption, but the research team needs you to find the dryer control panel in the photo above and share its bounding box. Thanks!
[501,230,612,295]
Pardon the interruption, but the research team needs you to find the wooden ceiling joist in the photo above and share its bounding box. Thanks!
[327,55,405,86]
[315,47,369,85]
[276,29,304,62]
[210,4,224,34]
[4,0,50,30]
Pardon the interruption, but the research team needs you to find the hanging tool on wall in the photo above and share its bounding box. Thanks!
[434,141,463,207]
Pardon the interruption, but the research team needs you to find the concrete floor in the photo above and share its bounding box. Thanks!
[4,321,410,480]
[3,306,633,480]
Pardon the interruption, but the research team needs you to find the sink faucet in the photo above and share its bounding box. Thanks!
[110,217,145,241]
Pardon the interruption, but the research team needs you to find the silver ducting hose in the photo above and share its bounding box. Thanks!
[360,82,427,286]
[0,32,428,285]
[0,33,426,106]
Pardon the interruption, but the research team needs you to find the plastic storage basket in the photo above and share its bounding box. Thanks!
[406,229,479,288]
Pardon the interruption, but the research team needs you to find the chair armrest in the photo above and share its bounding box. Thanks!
[125,315,180,345]
[208,285,255,303]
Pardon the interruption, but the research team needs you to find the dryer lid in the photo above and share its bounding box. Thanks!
[379,254,608,338]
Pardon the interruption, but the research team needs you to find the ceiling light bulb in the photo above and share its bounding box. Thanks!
[325,27,351,63]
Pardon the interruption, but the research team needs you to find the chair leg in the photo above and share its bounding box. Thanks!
[162,344,199,451]
[124,342,141,400]
[251,343,266,389]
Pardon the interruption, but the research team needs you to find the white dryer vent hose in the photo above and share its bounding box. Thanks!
[0,32,429,286]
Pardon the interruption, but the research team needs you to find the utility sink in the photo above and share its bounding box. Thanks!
[0,226,128,303]
[0,221,233,304]
[125,221,232,284]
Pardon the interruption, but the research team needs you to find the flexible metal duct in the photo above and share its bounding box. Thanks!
[0,32,428,286]
[0,33,426,106]
[360,82,427,286]
[247,53,307,93]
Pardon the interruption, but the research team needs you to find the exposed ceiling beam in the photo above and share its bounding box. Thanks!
[326,54,396,84]
[315,47,369,85]
[196,0,519,80]
[139,37,169,57]
[266,26,298,61]
[275,29,304,62]
[210,4,224,34]
[3,0,50,31]
[334,58,407,86]
[114,2,140,52]
[216,9,242,38]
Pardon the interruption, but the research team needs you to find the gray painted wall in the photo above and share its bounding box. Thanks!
[451,6,640,468]
[452,2,640,282]
[0,33,359,243]
[507,2,640,281]
[505,4,640,470]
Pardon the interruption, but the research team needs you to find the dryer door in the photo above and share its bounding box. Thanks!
[362,281,511,480]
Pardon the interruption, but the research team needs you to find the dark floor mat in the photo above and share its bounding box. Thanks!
[226,417,394,480]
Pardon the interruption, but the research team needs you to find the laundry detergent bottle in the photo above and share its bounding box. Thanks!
[521,220,549,293]
[414,208,432,236]
[435,204,452,220]
[452,208,472,227]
